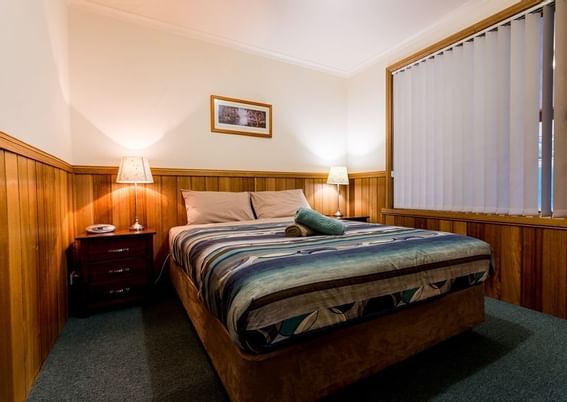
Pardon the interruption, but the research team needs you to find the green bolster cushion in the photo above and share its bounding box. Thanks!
[294,208,345,235]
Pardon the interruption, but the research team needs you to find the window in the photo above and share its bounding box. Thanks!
[391,1,566,217]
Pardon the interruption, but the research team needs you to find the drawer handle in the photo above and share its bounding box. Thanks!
[109,287,131,295]
[108,267,131,274]
[107,247,130,253]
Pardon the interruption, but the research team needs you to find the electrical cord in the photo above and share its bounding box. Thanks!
[153,253,171,285]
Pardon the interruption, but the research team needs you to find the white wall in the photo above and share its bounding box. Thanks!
[69,8,348,172]
[0,0,71,161]
[346,0,521,171]
[1,1,525,172]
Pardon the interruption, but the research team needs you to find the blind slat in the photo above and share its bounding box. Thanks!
[553,0,567,217]
[541,4,554,216]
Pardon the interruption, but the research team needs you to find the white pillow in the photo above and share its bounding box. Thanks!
[181,190,255,224]
[250,189,311,219]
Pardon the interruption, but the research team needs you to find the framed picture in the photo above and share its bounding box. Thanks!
[210,95,272,138]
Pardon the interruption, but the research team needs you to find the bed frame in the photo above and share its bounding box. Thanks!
[169,259,485,402]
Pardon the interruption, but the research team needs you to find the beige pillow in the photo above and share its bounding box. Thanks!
[181,190,255,224]
[250,189,311,219]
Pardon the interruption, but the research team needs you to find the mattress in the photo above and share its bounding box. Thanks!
[170,218,491,353]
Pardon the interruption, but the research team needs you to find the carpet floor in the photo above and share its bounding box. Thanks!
[27,292,567,402]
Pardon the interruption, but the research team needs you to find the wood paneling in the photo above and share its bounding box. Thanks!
[73,171,386,271]
[542,230,567,317]
[348,176,386,223]
[0,149,73,402]
[382,209,567,319]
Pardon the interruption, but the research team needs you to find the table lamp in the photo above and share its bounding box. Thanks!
[116,156,154,231]
[327,166,349,217]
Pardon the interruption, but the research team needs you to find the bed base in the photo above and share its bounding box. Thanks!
[169,259,485,402]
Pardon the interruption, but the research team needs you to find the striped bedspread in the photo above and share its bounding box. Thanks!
[170,219,491,353]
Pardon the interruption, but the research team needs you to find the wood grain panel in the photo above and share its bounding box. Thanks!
[4,152,26,402]
[17,156,40,393]
[0,150,15,402]
[453,221,468,235]
[542,230,567,317]
[500,226,522,305]
[0,148,73,402]
[521,228,544,311]
[90,174,111,226]
[349,176,386,222]
[73,174,94,233]
[382,209,567,319]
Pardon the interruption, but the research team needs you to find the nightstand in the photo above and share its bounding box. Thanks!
[336,216,369,223]
[70,229,156,315]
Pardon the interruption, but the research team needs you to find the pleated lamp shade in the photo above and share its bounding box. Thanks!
[116,156,154,184]
[327,166,349,185]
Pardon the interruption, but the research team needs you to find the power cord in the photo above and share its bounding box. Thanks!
[153,253,171,286]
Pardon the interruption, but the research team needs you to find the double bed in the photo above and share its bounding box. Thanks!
[168,215,491,401]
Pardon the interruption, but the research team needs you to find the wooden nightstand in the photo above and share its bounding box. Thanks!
[70,229,156,315]
[329,215,369,223]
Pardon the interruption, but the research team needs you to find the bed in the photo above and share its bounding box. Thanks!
[168,216,491,401]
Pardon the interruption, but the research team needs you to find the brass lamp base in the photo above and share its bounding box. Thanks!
[333,183,343,218]
[130,219,144,231]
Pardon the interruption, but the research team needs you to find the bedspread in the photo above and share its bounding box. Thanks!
[170,219,491,353]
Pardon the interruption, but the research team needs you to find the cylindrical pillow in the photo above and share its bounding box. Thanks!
[295,208,345,235]
[285,223,316,237]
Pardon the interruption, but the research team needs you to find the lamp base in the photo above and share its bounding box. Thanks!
[130,219,144,231]
[334,210,343,218]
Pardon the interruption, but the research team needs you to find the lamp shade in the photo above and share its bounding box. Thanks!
[327,166,349,185]
[116,156,154,184]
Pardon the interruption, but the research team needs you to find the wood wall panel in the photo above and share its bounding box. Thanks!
[382,209,567,319]
[542,230,567,318]
[4,152,26,402]
[17,156,40,394]
[0,148,73,402]
[521,228,544,311]
[0,150,14,401]
[348,176,386,223]
[500,226,522,305]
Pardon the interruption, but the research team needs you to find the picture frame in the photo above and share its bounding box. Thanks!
[210,95,272,138]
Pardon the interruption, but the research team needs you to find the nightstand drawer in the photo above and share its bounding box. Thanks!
[86,258,148,284]
[87,282,146,306]
[82,237,148,262]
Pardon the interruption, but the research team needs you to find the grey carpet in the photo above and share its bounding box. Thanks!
[27,293,567,402]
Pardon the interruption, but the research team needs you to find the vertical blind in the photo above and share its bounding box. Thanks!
[393,1,565,217]
[555,0,567,217]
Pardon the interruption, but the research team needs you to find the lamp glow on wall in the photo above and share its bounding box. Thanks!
[116,156,154,231]
[327,166,349,217]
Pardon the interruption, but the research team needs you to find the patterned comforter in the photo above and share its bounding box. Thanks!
[170,219,491,353]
